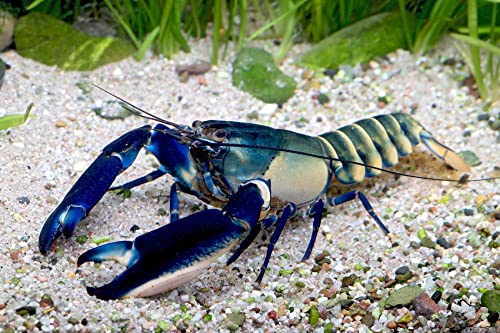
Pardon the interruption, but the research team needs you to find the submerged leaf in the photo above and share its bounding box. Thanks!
[0,103,35,130]
[386,286,423,307]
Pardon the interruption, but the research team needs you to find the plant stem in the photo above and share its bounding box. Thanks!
[212,0,222,64]
[467,0,487,100]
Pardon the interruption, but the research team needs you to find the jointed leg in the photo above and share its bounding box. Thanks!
[327,190,390,235]
[302,199,324,261]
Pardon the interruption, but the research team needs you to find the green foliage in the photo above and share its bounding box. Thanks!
[301,11,411,69]
[15,12,135,70]
[0,1,21,16]
[103,0,190,60]
[398,0,500,102]
[402,0,467,55]
[22,0,86,22]
[0,103,34,131]
[451,0,500,102]
[6,0,499,101]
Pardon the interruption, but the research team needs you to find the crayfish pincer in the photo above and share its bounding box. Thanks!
[77,179,271,300]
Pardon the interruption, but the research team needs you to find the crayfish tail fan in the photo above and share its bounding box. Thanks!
[420,132,471,172]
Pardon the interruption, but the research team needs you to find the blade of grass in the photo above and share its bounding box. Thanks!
[399,0,414,50]
[457,26,500,34]
[413,0,465,54]
[221,0,237,60]
[25,0,48,11]
[103,0,140,48]
[247,0,307,42]
[158,1,174,56]
[488,2,498,101]
[135,26,160,61]
[450,33,500,55]
[212,0,222,64]
[466,0,487,99]
[275,0,296,63]
[189,0,203,38]
[238,0,247,51]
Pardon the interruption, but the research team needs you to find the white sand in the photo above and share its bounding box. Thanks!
[0,38,498,332]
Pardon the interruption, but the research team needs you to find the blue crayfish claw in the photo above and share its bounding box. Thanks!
[38,127,152,255]
[77,179,271,300]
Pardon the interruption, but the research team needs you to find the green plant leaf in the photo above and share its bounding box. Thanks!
[135,26,160,61]
[25,0,47,11]
[0,103,35,130]
[451,33,500,55]
[247,0,308,42]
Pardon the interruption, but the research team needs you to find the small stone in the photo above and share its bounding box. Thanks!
[420,237,436,249]
[55,119,67,128]
[226,312,246,327]
[436,237,451,249]
[323,277,334,285]
[16,306,36,316]
[489,119,500,131]
[246,110,259,120]
[477,113,490,122]
[341,274,358,287]
[386,321,396,329]
[409,241,420,249]
[397,311,413,324]
[481,290,500,312]
[431,290,442,303]
[413,293,440,319]
[175,61,211,76]
[309,306,319,326]
[395,266,409,275]
[386,286,423,307]
[395,266,412,282]
[487,312,498,324]
[323,322,335,333]
[339,299,354,309]
[395,271,413,283]
[23,321,35,330]
[417,315,427,326]
[74,161,87,172]
[463,208,474,216]
[323,69,338,77]
[17,196,30,204]
[361,313,375,327]
[458,150,481,167]
[317,93,330,105]
[475,194,488,206]
[130,224,140,232]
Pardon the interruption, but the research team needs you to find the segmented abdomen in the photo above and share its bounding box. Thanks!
[319,112,440,184]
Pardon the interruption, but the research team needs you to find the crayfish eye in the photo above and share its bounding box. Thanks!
[192,120,202,127]
[212,128,227,142]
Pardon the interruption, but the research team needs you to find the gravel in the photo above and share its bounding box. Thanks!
[0,38,498,332]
